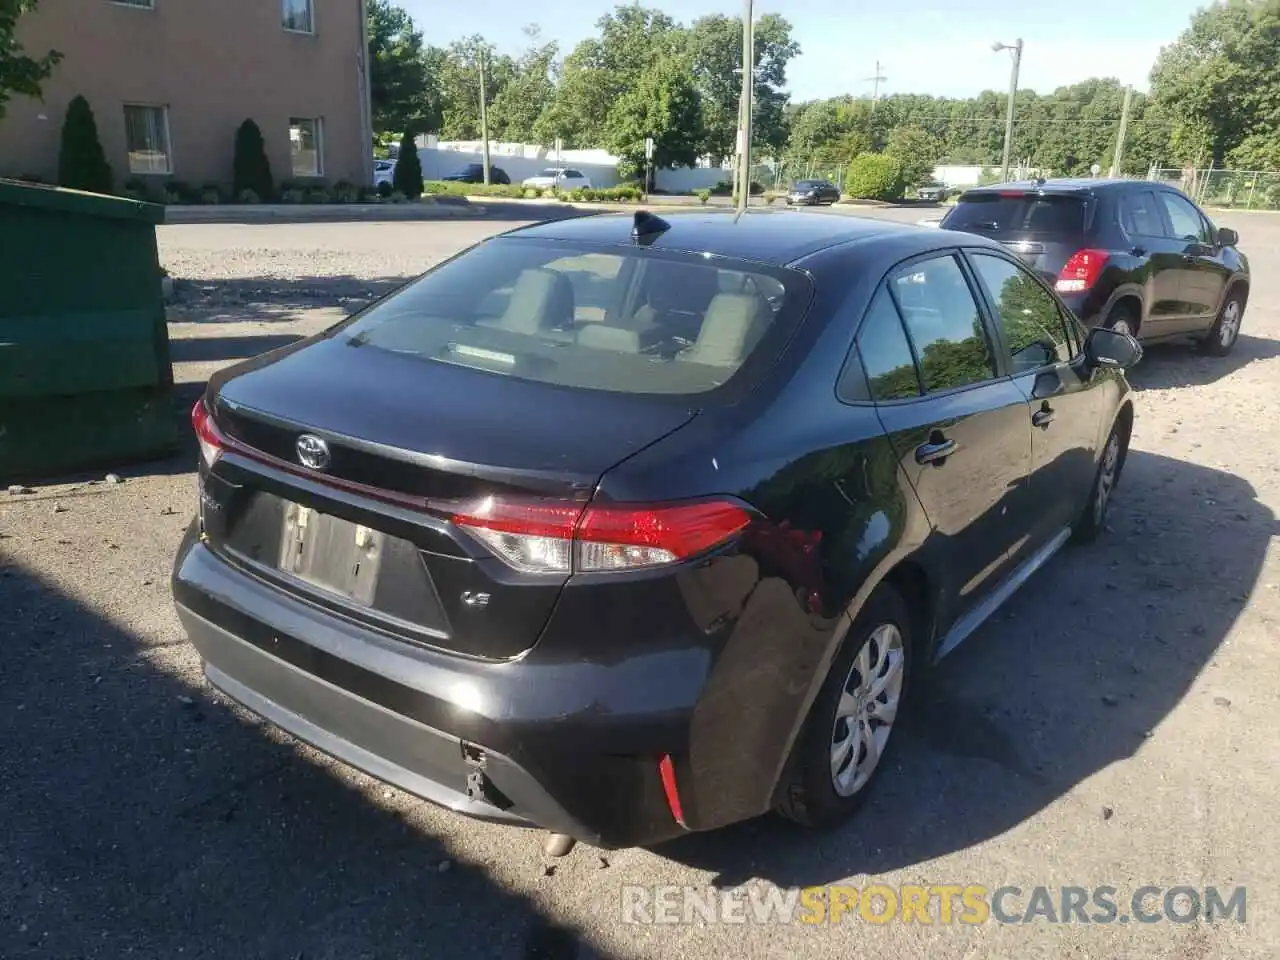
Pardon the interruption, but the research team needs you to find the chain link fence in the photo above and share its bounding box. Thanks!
[1149,167,1280,210]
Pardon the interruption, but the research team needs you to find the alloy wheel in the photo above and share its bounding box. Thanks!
[830,624,905,797]
[1094,433,1121,528]
[1219,300,1242,348]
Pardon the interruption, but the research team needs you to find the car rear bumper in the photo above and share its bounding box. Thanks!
[171,524,738,848]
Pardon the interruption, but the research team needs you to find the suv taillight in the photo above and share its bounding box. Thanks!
[1056,249,1110,293]
[448,498,751,574]
[191,397,226,469]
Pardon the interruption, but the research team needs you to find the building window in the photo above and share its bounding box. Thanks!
[282,0,314,33]
[289,118,324,177]
[123,105,172,175]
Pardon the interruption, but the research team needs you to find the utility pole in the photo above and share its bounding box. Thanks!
[1110,85,1134,179]
[478,48,491,186]
[865,61,887,110]
[736,0,755,214]
[993,38,1023,183]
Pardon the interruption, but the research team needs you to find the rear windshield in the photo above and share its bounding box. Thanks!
[944,192,1089,236]
[340,238,812,397]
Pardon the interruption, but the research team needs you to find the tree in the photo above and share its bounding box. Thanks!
[367,0,438,137]
[233,119,274,201]
[885,126,943,187]
[392,132,422,197]
[1148,0,1280,166]
[0,0,61,120]
[488,26,557,143]
[605,56,703,180]
[844,153,903,200]
[684,13,800,159]
[434,36,515,140]
[57,95,112,194]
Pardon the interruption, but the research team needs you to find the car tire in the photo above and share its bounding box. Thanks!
[1199,291,1245,356]
[1071,418,1129,545]
[775,584,913,829]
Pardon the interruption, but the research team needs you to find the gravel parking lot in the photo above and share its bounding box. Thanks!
[2,208,1278,959]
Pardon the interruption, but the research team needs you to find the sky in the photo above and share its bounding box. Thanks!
[401,0,1207,101]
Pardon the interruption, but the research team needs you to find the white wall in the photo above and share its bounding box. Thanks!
[653,166,735,193]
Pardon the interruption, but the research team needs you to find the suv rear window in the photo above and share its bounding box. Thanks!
[945,192,1089,236]
[341,238,811,397]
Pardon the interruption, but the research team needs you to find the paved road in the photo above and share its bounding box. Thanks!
[2,209,1278,959]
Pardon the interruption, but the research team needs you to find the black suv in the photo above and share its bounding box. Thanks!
[941,179,1250,355]
[442,163,511,185]
[174,212,1140,853]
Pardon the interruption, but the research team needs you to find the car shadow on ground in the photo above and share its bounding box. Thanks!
[656,449,1275,888]
[1126,334,1280,391]
[0,558,609,960]
[168,333,306,365]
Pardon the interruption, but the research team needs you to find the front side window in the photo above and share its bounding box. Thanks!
[1159,192,1211,243]
[289,118,323,177]
[969,253,1074,372]
[340,238,811,397]
[854,290,922,401]
[123,104,171,175]
[282,0,313,32]
[889,255,996,392]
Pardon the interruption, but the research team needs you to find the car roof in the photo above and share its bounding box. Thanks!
[960,177,1151,197]
[503,210,958,267]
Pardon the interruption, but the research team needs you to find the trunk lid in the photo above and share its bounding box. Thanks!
[200,335,698,660]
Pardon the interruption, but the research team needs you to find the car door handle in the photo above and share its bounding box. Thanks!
[915,436,957,465]
[1032,405,1055,428]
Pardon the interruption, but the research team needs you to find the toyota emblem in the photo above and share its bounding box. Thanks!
[295,434,331,470]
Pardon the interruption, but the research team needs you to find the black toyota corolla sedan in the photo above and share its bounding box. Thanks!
[173,210,1140,853]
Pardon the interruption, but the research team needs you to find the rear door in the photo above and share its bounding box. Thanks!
[966,250,1103,551]
[1117,187,1185,336]
[1156,190,1230,333]
[865,252,1033,621]
[941,190,1093,284]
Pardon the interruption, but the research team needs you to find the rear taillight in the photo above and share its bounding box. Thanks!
[1055,249,1110,293]
[191,397,225,468]
[448,497,751,574]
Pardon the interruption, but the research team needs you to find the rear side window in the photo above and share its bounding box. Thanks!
[851,290,921,401]
[889,255,996,392]
[945,193,1088,236]
[341,238,810,397]
[1120,190,1164,238]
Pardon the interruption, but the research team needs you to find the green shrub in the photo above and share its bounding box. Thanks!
[332,180,360,203]
[199,183,224,203]
[377,180,393,199]
[57,95,113,194]
[844,153,905,201]
[281,188,306,204]
[393,134,423,199]
[390,189,407,203]
[710,180,733,196]
[200,188,221,205]
[237,188,260,204]
[695,188,711,205]
[233,119,274,202]
[121,177,148,201]
[304,185,332,204]
[524,188,540,199]
[423,181,527,199]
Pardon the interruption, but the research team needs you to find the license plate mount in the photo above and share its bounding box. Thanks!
[277,502,385,605]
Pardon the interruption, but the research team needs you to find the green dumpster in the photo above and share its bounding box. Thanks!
[0,178,178,480]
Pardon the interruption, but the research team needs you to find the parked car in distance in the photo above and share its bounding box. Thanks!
[522,168,592,191]
[174,210,1140,853]
[915,181,949,202]
[787,179,841,205]
[940,179,1250,355]
[442,163,511,185]
[373,159,396,188]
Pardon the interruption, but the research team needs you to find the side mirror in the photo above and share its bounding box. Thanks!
[1085,326,1143,371]
[1217,226,1239,247]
